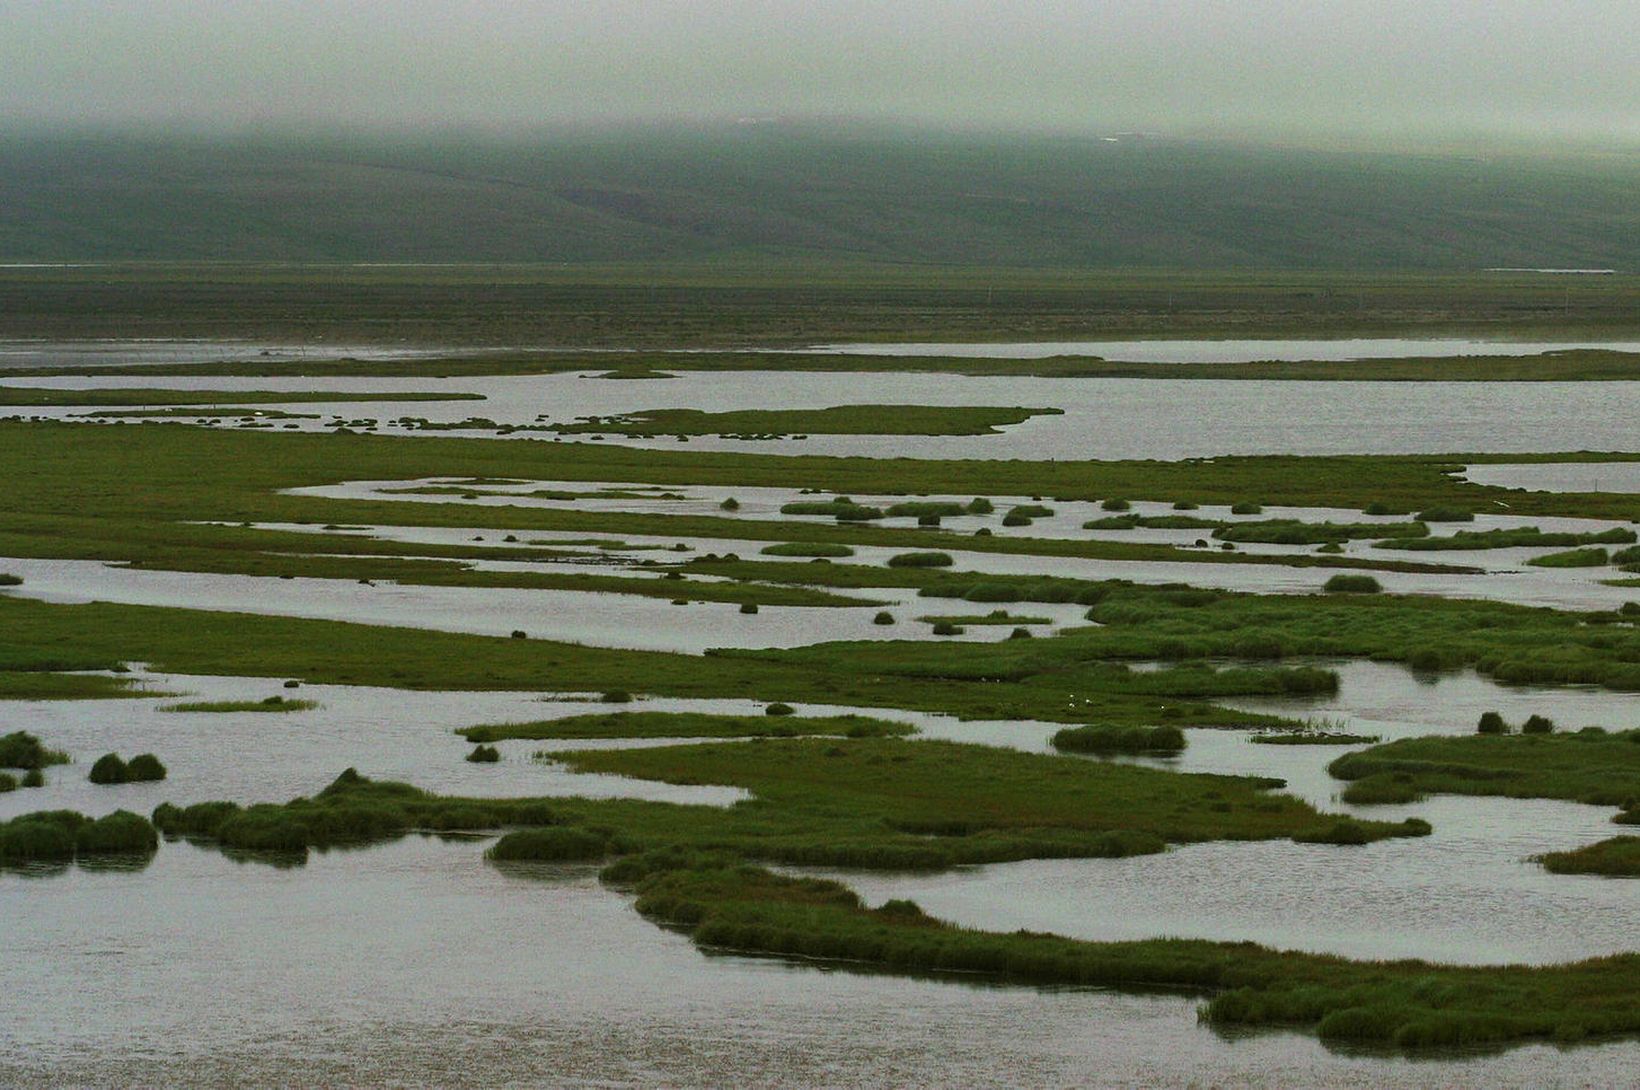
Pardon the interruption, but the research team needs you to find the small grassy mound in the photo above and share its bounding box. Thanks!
[467,744,501,763]
[1527,547,1610,568]
[781,499,884,521]
[88,753,130,785]
[761,542,855,558]
[0,730,70,770]
[1323,574,1382,594]
[488,826,612,862]
[887,551,954,568]
[126,753,167,782]
[1415,506,1474,522]
[885,501,967,519]
[0,809,158,862]
[1050,723,1187,755]
[1538,836,1640,876]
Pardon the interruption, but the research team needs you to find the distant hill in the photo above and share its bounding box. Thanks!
[3,126,1638,268]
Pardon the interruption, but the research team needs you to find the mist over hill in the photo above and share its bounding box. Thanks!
[4,126,1638,269]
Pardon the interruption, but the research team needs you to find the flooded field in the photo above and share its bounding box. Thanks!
[4,336,1639,1088]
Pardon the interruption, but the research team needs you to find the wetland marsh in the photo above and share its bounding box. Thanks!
[3,308,1639,1087]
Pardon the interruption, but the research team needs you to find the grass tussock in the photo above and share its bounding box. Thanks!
[0,730,70,770]
[1323,574,1382,594]
[1051,723,1187,755]
[760,542,855,558]
[886,551,954,568]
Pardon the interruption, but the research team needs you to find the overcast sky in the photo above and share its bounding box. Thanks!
[3,1,1638,142]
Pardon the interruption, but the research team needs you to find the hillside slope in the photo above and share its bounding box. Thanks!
[4,127,1638,268]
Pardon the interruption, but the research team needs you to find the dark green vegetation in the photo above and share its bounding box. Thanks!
[550,738,1428,864]
[916,611,1052,627]
[1415,507,1475,523]
[12,131,1640,277]
[466,744,501,763]
[0,731,69,770]
[549,406,1059,437]
[1538,837,1640,877]
[1215,520,1428,545]
[0,809,158,863]
[1250,732,1381,746]
[760,542,854,558]
[1527,547,1611,568]
[0,388,474,408]
[1329,731,1640,809]
[1323,574,1382,594]
[459,712,914,742]
[620,856,1640,1048]
[1383,526,1636,551]
[488,826,611,862]
[1051,723,1186,756]
[88,752,167,784]
[161,696,318,713]
[886,551,953,568]
[151,768,561,860]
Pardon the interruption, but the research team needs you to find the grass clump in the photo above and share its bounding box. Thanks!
[0,809,158,863]
[1415,506,1474,522]
[760,542,855,558]
[488,826,611,862]
[886,551,953,568]
[126,753,167,781]
[1522,714,1556,735]
[1251,732,1380,746]
[1527,547,1609,568]
[0,574,20,586]
[1323,574,1382,594]
[885,501,967,519]
[0,771,14,792]
[601,690,634,703]
[88,753,130,785]
[1101,499,1131,511]
[931,621,964,636]
[467,744,501,763]
[1477,711,1508,734]
[21,768,44,788]
[1229,502,1264,515]
[780,499,884,521]
[966,497,994,514]
[1051,723,1187,756]
[1538,836,1640,876]
[765,702,795,717]
[872,611,895,625]
[0,730,70,770]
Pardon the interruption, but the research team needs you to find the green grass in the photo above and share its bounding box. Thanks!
[0,809,158,863]
[459,712,915,742]
[1323,574,1382,593]
[0,672,159,700]
[1382,527,1637,551]
[885,551,953,568]
[1538,837,1640,877]
[548,406,1060,437]
[1251,732,1381,746]
[1216,520,1428,545]
[916,611,1053,626]
[1328,730,1640,809]
[760,542,855,558]
[552,737,1428,865]
[161,697,319,713]
[1527,547,1611,568]
[616,855,1640,1050]
[488,826,611,862]
[0,731,70,770]
[0,388,478,407]
[1051,723,1187,756]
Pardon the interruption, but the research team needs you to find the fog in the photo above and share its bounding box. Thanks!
[3,0,1638,143]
